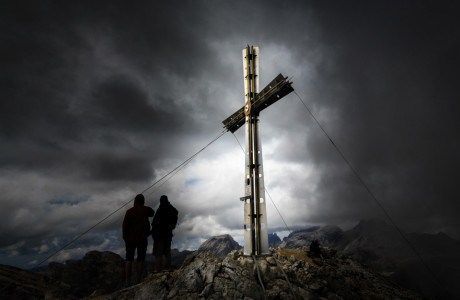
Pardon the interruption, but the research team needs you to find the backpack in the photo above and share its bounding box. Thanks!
[151,204,178,237]
[168,207,178,231]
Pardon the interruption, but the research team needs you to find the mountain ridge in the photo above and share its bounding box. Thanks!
[279,219,460,299]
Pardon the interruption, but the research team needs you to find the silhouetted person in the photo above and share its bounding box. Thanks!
[308,239,323,258]
[122,194,154,284]
[151,195,178,271]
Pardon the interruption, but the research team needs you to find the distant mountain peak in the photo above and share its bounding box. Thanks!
[268,232,281,248]
[196,234,242,258]
[279,225,343,249]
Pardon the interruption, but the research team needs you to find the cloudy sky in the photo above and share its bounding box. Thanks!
[1,1,459,269]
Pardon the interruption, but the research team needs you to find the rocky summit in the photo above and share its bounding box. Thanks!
[101,246,422,300]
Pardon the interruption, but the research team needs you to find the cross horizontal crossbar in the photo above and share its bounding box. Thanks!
[222,74,294,133]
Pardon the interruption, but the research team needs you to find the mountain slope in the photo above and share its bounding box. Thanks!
[279,225,343,249]
[0,264,45,300]
[0,250,125,300]
[279,219,460,299]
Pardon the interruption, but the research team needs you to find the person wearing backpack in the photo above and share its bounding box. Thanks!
[151,195,178,271]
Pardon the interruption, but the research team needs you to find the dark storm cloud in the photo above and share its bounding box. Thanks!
[299,2,460,234]
[0,1,209,182]
[89,74,192,134]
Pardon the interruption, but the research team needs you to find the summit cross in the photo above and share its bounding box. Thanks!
[222,46,294,255]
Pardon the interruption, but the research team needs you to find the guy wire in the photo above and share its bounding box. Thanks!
[293,89,447,294]
[35,129,227,267]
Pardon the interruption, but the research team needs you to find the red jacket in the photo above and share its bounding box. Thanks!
[122,204,154,242]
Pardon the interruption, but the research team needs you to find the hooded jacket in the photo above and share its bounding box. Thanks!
[122,202,154,242]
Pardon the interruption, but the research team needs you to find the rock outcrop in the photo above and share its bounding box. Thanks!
[102,246,422,300]
[169,248,195,269]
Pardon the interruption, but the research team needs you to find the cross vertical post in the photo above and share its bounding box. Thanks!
[242,45,269,255]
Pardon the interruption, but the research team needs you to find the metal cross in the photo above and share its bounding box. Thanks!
[222,46,294,255]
